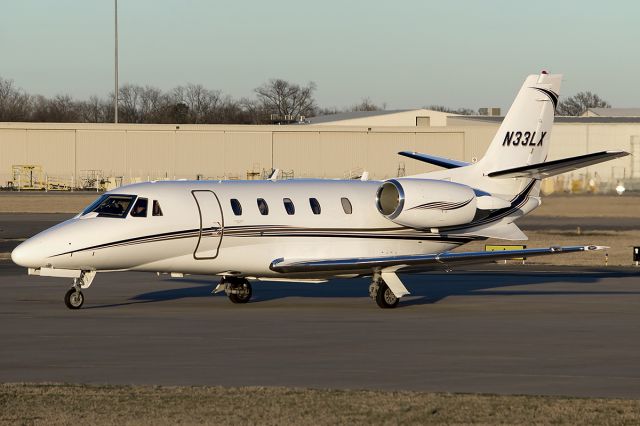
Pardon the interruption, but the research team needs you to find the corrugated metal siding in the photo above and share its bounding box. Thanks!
[224,132,271,179]
[174,131,225,179]
[367,132,414,179]
[26,130,75,177]
[76,130,127,178]
[410,132,464,175]
[317,132,369,178]
[0,129,27,183]
[126,131,175,181]
[273,132,321,178]
[0,122,636,186]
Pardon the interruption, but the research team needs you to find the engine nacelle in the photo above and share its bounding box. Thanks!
[376,178,477,229]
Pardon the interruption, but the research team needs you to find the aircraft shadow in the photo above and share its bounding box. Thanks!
[83,269,640,309]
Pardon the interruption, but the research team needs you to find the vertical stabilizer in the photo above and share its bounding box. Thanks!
[477,72,562,174]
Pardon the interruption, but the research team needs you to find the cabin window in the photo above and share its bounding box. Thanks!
[152,200,163,216]
[283,198,295,215]
[230,199,242,216]
[130,197,148,217]
[83,194,136,218]
[341,197,353,214]
[257,198,269,215]
[309,198,321,215]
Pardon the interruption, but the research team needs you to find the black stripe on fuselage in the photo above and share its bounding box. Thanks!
[49,225,476,258]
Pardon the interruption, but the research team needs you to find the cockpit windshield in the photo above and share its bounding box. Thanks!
[82,194,136,218]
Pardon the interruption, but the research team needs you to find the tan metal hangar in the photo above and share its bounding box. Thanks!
[0,110,638,190]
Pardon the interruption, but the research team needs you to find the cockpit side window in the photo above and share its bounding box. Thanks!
[85,194,136,218]
[81,195,107,215]
[152,200,163,216]
[130,198,148,217]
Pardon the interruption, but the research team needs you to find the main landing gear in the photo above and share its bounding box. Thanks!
[369,280,399,309]
[64,270,96,310]
[369,272,408,309]
[216,276,252,304]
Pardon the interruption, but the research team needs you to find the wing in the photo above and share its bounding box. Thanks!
[270,245,606,274]
[487,151,629,179]
[398,151,470,169]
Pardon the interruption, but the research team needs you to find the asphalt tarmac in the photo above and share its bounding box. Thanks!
[2,260,640,398]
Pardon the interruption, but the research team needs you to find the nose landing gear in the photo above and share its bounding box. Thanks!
[64,287,84,309]
[64,270,96,310]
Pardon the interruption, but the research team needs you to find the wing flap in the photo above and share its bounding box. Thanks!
[488,151,629,179]
[270,245,606,274]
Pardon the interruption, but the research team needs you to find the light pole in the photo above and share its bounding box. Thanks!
[114,0,119,123]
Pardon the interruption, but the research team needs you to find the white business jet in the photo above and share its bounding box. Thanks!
[11,72,629,309]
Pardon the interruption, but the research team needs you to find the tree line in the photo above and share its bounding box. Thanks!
[0,76,611,123]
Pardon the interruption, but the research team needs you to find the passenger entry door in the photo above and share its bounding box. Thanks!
[192,190,223,259]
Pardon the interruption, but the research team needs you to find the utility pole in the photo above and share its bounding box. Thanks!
[114,0,119,123]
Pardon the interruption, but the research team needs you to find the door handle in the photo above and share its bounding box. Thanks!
[213,222,222,235]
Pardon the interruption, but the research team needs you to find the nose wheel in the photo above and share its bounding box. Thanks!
[64,288,84,309]
[63,271,95,310]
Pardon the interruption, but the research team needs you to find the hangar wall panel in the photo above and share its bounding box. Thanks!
[273,132,321,178]
[318,132,368,178]
[26,130,75,177]
[76,130,126,178]
[367,133,415,179]
[224,132,272,179]
[462,126,497,162]
[0,129,27,184]
[125,131,175,181]
[410,132,464,175]
[1,122,638,189]
[174,131,224,179]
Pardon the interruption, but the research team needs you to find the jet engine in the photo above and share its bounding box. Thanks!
[376,178,478,229]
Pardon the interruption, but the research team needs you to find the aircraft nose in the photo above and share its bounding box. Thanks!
[11,239,43,268]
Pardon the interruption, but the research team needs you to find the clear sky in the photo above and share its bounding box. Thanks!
[2,0,638,110]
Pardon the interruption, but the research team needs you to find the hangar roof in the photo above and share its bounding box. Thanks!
[584,108,640,117]
[307,109,454,127]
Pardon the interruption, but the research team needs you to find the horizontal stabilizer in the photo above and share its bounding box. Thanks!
[399,151,470,169]
[488,151,629,179]
[270,245,606,274]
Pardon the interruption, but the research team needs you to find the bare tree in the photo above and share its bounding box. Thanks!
[78,95,111,123]
[0,77,31,121]
[117,84,170,123]
[351,98,382,112]
[255,79,317,120]
[138,86,168,123]
[557,91,610,116]
[171,83,223,123]
[31,94,81,122]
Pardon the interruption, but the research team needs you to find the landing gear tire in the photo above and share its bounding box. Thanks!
[64,288,84,310]
[375,282,399,309]
[227,280,252,304]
